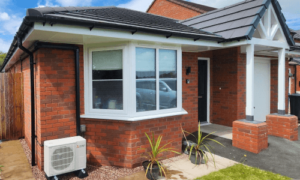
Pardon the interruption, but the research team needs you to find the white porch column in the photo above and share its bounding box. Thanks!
[246,44,255,121]
[278,48,286,115]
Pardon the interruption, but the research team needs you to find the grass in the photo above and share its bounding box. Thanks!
[195,164,291,180]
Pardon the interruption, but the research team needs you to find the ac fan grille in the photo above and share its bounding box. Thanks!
[51,146,74,171]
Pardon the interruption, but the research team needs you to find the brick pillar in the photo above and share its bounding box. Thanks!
[266,114,298,141]
[233,120,268,154]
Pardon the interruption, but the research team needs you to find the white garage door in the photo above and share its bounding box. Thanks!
[254,58,271,122]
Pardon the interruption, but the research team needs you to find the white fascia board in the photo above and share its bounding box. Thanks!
[221,38,289,49]
[222,39,248,48]
[34,23,223,48]
[287,51,300,56]
[250,38,289,49]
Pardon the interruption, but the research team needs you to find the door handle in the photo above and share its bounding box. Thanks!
[198,96,202,98]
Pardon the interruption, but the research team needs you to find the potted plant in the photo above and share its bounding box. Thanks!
[140,132,180,180]
[182,123,224,166]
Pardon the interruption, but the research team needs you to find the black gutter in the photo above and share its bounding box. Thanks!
[17,37,36,167]
[34,42,81,136]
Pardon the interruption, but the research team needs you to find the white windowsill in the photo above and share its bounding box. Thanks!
[80,109,188,122]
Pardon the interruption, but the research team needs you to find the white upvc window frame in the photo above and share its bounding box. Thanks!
[82,42,186,121]
[132,44,183,117]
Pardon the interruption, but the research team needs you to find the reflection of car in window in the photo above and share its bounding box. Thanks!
[136,80,177,111]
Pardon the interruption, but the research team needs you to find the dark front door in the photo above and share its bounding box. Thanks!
[198,60,207,123]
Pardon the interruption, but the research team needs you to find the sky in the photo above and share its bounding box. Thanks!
[0,0,299,53]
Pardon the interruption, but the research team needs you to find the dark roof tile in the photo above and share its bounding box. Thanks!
[181,0,294,45]
[33,7,222,38]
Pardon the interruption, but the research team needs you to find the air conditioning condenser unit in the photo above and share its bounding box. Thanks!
[44,136,88,180]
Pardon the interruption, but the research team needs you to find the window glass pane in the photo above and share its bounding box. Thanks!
[159,49,177,109]
[92,50,123,80]
[93,81,123,110]
[92,50,123,110]
[136,48,156,112]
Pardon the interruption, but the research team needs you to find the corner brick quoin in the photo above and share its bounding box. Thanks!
[232,121,268,154]
[266,114,298,141]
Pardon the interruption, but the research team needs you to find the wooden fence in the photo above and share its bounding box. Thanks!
[0,73,24,140]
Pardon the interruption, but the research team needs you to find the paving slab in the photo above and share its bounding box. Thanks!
[0,140,34,180]
[118,154,237,180]
[200,124,232,140]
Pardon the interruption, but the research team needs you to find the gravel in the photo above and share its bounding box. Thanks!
[19,139,186,180]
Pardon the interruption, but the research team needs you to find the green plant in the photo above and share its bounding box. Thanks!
[140,132,180,178]
[0,165,3,173]
[182,123,224,167]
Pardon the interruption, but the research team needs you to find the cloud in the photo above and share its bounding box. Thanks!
[0,15,22,35]
[37,0,57,7]
[37,0,93,7]
[0,13,10,21]
[118,0,154,12]
[0,38,11,52]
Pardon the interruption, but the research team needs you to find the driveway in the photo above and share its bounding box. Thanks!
[187,127,300,179]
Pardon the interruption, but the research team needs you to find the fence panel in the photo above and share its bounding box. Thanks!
[0,73,24,140]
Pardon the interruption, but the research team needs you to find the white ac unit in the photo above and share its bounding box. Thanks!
[44,136,87,178]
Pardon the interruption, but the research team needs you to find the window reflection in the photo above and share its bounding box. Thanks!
[136,48,156,112]
[136,48,177,112]
[159,49,177,109]
[92,50,123,110]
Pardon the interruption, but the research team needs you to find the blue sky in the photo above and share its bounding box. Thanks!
[0,0,299,52]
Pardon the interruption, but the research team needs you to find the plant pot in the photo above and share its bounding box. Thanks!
[142,161,160,180]
[190,151,205,165]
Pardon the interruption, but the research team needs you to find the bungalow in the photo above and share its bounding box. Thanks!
[1,0,300,173]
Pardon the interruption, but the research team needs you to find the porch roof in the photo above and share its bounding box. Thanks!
[181,0,295,46]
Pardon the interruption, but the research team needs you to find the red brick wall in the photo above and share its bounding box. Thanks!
[148,0,201,20]
[270,59,289,114]
[34,47,84,170]
[81,117,183,168]
[297,66,300,92]
[210,47,246,126]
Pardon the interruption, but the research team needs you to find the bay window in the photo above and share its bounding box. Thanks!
[83,43,186,121]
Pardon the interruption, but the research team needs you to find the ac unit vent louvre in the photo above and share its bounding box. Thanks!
[51,146,74,171]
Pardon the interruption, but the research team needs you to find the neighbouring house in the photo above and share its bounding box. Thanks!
[147,0,216,20]
[1,0,300,172]
[288,29,300,94]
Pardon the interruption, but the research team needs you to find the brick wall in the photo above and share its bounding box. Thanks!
[297,66,300,92]
[81,117,183,168]
[210,47,246,126]
[34,47,84,170]
[148,0,201,20]
[270,59,289,114]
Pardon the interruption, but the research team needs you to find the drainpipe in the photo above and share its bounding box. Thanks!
[34,42,81,136]
[17,37,36,166]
